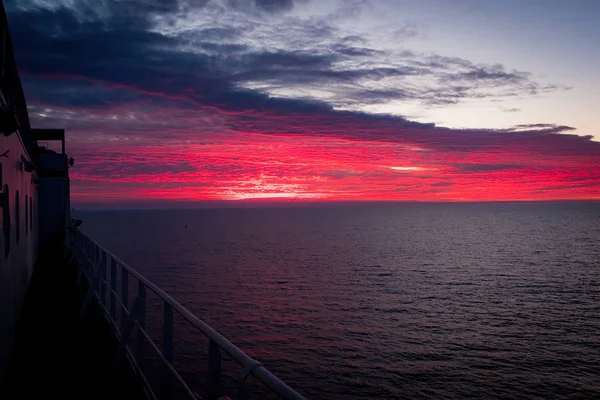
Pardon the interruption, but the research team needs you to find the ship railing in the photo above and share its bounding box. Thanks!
[70,229,306,400]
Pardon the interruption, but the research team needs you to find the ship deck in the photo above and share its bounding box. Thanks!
[2,250,146,399]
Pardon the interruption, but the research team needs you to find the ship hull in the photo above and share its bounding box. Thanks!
[0,130,39,380]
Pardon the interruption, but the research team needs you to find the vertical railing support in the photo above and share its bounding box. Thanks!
[163,302,174,362]
[75,259,83,285]
[121,269,129,331]
[113,295,142,372]
[110,259,117,318]
[207,340,222,399]
[80,260,107,317]
[90,237,94,256]
[85,238,90,273]
[86,239,91,273]
[86,242,92,276]
[92,244,99,276]
[99,251,107,305]
[162,302,174,398]
[74,233,84,285]
[136,281,147,368]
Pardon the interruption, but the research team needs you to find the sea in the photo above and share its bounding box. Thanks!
[77,202,600,399]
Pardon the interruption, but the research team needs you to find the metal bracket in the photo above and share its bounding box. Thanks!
[237,361,263,399]
[240,361,263,382]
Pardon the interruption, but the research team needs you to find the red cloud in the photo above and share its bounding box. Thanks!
[25,77,599,204]
[65,109,600,204]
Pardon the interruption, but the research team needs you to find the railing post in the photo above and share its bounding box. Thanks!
[207,340,222,399]
[85,238,90,272]
[80,260,107,317]
[86,239,91,271]
[74,234,82,285]
[93,244,100,276]
[121,269,129,331]
[163,302,173,362]
[136,281,146,368]
[99,251,107,305]
[110,259,117,318]
[113,295,142,372]
[162,302,174,398]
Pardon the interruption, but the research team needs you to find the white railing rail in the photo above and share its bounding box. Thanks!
[71,229,306,400]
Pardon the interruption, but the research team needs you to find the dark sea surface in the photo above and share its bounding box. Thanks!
[77,202,600,399]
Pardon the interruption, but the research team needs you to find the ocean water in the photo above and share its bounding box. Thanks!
[77,202,600,399]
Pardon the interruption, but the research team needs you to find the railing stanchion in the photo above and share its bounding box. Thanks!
[113,295,142,372]
[80,260,106,317]
[163,302,174,398]
[85,238,90,272]
[121,269,129,331]
[100,251,107,306]
[86,239,90,271]
[207,340,222,399]
[110,258,117,318]
[94,242,99,273]
[136,281,147,368]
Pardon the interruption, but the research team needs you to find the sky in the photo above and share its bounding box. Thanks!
[6,0,600,206]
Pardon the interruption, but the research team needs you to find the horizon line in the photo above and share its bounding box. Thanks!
[71,198,600,211]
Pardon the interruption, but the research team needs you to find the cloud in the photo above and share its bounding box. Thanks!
[429,182,453,187]
[254,0,295,13]
[392,21,420,39]
[456,164,525,173]
[8,0,569,114]
[511,123,574,130]
[6,0,600,203]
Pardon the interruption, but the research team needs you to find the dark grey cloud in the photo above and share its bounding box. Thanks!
[533,182,600,193]
[512,123,573,130]
[393,21,420,39]
[332,44,383,57]
[24,77,142,108]
[254,0,295,13]
[224,0,304,15]
[442,65,529,85]
[456,164,525,173]
[80,160,199,179]
[7,0,568,114]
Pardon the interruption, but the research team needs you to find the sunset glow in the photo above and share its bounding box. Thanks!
[7,0,600,206]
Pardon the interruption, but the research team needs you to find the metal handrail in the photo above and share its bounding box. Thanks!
[71,229,306,400]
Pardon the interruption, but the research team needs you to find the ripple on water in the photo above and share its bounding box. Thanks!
[79,203,600,399]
